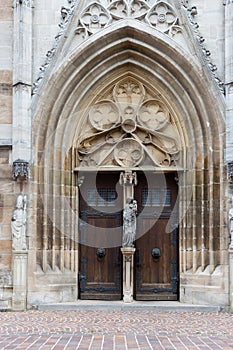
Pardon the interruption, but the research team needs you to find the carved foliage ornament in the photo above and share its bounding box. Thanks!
[12,159,30,181]
[181,0,189,7]
[183,2,224,93]
[76,1,182,39]
[14,0,33,7]
[228,162,233,183]
[77,77,180,169]
[0,270,12,286]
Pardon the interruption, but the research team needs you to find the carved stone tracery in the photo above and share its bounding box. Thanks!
[80,3,111,34]
[146,1,179,34]
[33,0,224,95]
[77,77,181,169]
[76,1,182,40]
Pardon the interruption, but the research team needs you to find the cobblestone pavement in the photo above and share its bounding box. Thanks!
[0,310,232,349]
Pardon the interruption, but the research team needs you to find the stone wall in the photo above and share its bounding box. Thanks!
[0,0,13,286]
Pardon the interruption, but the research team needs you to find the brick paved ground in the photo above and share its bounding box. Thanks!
[0,310,232,349]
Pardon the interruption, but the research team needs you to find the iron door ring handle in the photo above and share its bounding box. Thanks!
[151,247,161,259]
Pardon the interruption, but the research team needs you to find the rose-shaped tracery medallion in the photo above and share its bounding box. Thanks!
[89,100,120,131]
[114,139,144,167]
[138,100,170,130]
[146,1,178,33]
[80,3,111,34]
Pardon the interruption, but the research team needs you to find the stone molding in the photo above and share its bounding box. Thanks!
[14,0,33,7]
[183,5,224,93]
[223,0,233,5]
[32,2,76,94]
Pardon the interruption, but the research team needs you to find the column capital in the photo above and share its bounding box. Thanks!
[14,0,33,8]
[119,171,137,187]
[121,247,136,255]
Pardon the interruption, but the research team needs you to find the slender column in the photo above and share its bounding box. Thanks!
[230,249,233,312]
[183,172,188,272]
[192,170,197,272]
[121,247,136,303]
[229,199,233,311]
[208,167,215,273]
[225,0,233,312]
[12,0,33,162]
[42,191,48,272]
[225,1,233,164]
[70,148,76,272]
[120,171,137,302]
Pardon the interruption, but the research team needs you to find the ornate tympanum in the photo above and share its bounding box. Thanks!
[77,76,180,169]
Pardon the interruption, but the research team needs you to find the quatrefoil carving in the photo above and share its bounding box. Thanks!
[76,1,182,40]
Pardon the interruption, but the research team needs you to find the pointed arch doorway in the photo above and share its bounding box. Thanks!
[76,75,181,301]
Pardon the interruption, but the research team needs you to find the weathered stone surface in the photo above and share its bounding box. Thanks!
[0,0,231,311]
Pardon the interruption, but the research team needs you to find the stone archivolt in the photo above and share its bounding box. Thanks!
[77,77,180,169]
[75,0,182,40]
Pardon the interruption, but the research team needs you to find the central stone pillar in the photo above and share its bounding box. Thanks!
[121,247,136,303]
[120,170,137,303]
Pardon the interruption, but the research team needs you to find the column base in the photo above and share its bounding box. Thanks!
[121,247,136,304]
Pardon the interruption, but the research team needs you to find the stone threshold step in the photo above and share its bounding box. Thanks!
[37,301,223,313]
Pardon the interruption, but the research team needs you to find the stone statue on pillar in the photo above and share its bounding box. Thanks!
[229,198,233,249]
[122,198,137,248]
[11,195,27,251]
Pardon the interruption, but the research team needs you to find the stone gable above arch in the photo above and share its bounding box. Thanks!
[75,0,183,39]
[34,0,222,95]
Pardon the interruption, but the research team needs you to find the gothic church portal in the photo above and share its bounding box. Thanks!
[0,0,233,311]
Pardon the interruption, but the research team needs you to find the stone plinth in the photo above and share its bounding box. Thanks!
[121,247,136,303]
[12,250,28,311]
[229,248,233,312]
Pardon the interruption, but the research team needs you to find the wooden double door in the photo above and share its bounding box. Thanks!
[79,172,178,300]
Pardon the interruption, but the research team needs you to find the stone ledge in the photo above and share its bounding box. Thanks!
[37,300,223,313]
